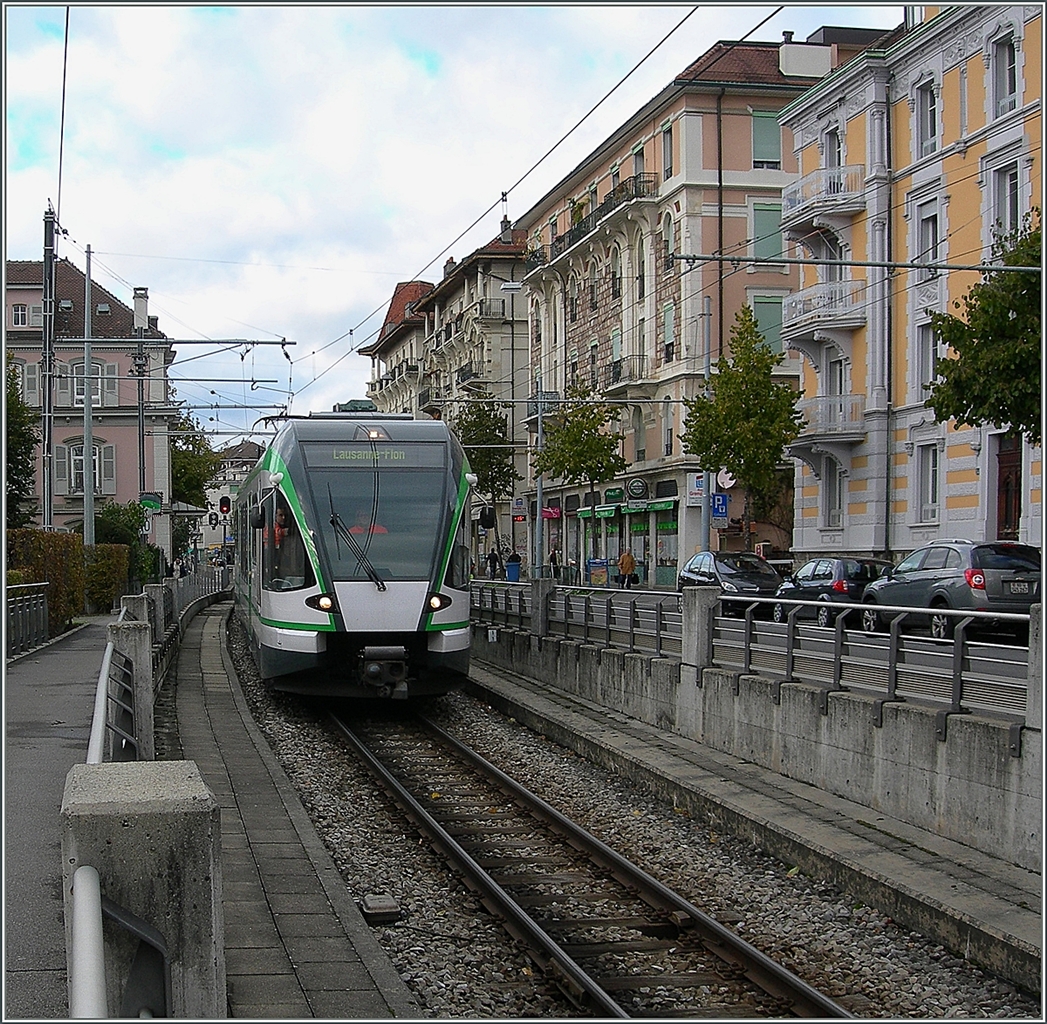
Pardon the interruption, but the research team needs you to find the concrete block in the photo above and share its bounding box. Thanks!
[61,761,224,1018]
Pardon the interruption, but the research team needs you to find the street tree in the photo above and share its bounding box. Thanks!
[5,356,40,529]
[926,214,1041,447]
[532,383,626,568]
[450,391,521,555]
[170,409,222,508]
[680,305,802,550]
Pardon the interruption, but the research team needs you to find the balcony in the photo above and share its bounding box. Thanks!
[475,297,506,319]
[456,362,478,385]
[524,390,560,426]
[602,354,655,399]
[781,165,866,233]
[796,394,866,440]
[526,173,659,274]
[781,280,866,341]
[418,385,449,412]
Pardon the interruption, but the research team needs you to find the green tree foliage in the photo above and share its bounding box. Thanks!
[927,215,1041,447]
[451,391,521,503]
[532,383,627,564]
[84,544,131,612]
[5,356,40,529]
[680,306,802,550]
[7,529,85,633]
[170,409,222,507]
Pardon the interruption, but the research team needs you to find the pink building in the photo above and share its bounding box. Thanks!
[6,258,180,557]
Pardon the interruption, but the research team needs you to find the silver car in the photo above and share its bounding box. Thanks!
[861,539,1040,638]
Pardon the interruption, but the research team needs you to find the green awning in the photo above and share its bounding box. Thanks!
[648,499,677,511]
[623,502,649,514]
[577,504,619,518]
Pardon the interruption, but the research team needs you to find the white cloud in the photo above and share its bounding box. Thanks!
[6,5,903,428]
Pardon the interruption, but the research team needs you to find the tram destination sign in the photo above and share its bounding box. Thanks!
[303,442,443,468]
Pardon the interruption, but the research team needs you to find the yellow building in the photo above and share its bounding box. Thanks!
[778,4,1041,559]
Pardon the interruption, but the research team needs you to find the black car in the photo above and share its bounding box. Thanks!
[772,556,895,627]
[861,539,1040,639]
[677,551,784,613]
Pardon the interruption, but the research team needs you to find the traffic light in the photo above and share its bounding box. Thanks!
[208,512,219,529]
[479,506,496,529]
[219,496,231,515]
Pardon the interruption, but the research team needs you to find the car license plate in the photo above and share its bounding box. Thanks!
[1007,580,1030,595]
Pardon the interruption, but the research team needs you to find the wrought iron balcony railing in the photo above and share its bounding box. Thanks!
[796,394,866,436]
[525,390,560,420]
[782,279,866,333]
[604,354,649,388]
[782,165,866,222]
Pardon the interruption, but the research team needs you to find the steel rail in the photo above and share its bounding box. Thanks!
[418,716,852,1020]
[330,713,629,1018]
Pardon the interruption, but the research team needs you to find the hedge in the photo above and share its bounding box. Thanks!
[7,529,85,636]
[84,544,131,613]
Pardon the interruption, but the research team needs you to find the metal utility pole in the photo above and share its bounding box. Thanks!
[83,246,94,545]
[700,295,712,552]
[535,379,545,578]
[133,287,149,494]
[41,208,56,528]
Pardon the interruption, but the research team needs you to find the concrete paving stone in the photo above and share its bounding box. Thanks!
[228,972,305,1004]
[273,913,348,938]
[224,946,296,974]
[308,988,397,1017]
[230,999,313,1018]
[256,872,322,894]
[295,960,380,991]
[267,892,334,915]
[224,902,282,931]
[253,845,311,862]
[281,935,359,962]
[223,880,265,901]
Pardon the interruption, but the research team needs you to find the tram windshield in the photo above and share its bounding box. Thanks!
[300,442,451,582]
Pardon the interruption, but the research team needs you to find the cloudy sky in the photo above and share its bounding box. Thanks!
[6,4,901,443]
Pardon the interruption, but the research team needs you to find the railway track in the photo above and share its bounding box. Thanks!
[331,711,851,1019]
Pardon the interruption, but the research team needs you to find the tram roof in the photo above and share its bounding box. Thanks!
[274,414,453,444]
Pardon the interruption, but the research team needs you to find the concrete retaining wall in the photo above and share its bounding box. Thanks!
[473,619,1042,872]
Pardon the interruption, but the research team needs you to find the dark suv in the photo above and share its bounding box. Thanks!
[773,556,895,628]
[861,540,1040,638]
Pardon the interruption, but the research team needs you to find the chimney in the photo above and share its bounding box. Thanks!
[133,286,149,331]
[500,216,513,244]
[444,257,456,278]
[782,30,794,42]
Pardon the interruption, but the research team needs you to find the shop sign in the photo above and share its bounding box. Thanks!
[626,478,648,499]
[685,474,705,506]
[630,521,647,533]
[605,487,625,502]
[623,501,649,514]
[541,506,561,519]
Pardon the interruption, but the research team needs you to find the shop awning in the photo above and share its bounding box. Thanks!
[576,504,619,518]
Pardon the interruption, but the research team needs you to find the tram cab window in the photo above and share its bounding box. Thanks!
[262,494,314,591]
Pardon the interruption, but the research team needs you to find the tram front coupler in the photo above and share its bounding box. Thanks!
[360,646,409,698]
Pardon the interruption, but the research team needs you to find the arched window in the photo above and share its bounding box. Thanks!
[568,276,579,323]
[610,247,621,300]
[636,235,646,300]
[662,215,675,274]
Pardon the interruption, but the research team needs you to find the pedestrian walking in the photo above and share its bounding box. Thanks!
[486,548,504,579]
[617,549,637,589]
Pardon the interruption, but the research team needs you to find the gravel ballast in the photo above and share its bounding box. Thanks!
[217,615,1038,1019]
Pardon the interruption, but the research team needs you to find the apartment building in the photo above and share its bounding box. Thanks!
[778,5,1041,559]
[362,226,530,560]
[514,27,890,584]
[6,258,179,557]
[201,438,265,557]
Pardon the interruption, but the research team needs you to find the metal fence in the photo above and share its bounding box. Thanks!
[470,582,1034,731]
[7,582,50,657]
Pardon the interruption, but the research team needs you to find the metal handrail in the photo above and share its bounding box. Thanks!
[69,866,107,1018]
[86,607,128,765]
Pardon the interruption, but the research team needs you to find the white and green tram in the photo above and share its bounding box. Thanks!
[232,413,474,697]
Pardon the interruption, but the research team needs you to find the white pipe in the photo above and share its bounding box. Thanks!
[69,866,107,1018]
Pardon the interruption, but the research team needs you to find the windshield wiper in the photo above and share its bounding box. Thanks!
[328,487,387,591]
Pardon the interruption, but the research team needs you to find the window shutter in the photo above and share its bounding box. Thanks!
[54,444,68,495]
[24,362,40,405]
[611,328,621,362]
[753,296,783,354]
[101,444,117,495]
[56,362,72,406]
[30,305,43,327]
[663,303,675,345]
[753,204,782,262]
[104,363,118,406]
[752,112,781,164]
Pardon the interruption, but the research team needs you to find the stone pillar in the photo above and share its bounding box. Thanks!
[680,586,720,678]
[61,761,225,1018]
[530,578,557,637]
[144,584,166,636]
[1026,604,1041,730]
[120,593,150,627]
[109,620,155,761]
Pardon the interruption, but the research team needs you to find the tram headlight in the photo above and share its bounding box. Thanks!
[306,593,338,613]
[428,593,451,611]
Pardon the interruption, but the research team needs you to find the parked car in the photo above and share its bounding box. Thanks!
[677,550,784,614]
[773,556,895,627]
[860,539,1040,639]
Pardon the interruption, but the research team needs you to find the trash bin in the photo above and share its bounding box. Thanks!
[506,561,521,582]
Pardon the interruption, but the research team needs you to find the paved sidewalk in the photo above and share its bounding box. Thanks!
[5,616,114,1019]
[465,659,1042,997]
[176,603,418,1017]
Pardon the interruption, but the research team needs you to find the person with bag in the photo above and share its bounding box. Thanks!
[617,549,637,589]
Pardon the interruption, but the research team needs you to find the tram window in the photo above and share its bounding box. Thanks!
[262,495,314,591]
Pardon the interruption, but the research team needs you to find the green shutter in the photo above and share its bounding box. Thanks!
[753,297,783,354]
[754,204,782,261]
[752,112,781,164]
